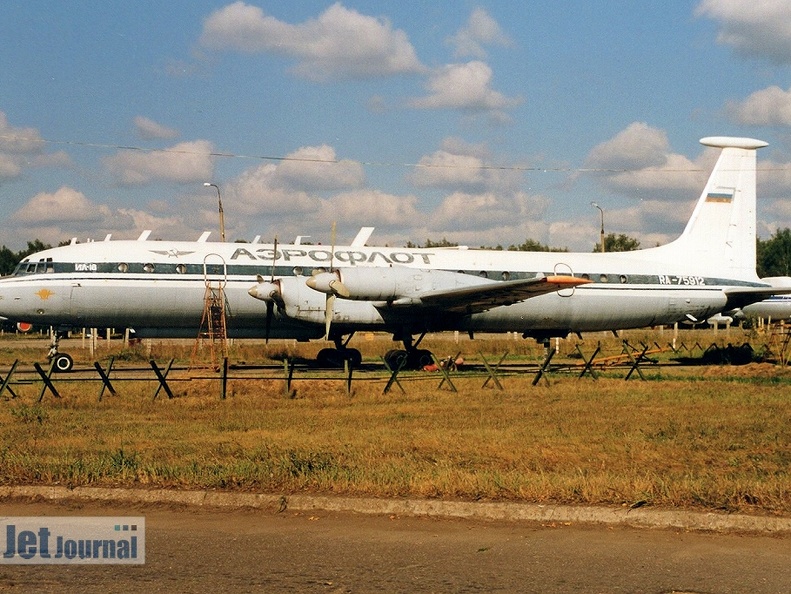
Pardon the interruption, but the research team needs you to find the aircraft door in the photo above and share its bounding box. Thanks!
[69,284,86,324]
[553,263,576,297]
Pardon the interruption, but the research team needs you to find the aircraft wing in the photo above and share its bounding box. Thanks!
[415,274,591,315]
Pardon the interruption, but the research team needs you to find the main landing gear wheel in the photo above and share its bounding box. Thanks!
[51,352,74,373]
[384,348,433,370]
[316,347,362,368]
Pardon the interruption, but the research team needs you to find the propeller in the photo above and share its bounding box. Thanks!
[305,222,347,340]
[324,222,338,339]
[247,237,284,343]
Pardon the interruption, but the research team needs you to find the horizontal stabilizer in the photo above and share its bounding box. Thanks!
[723,286,791,311]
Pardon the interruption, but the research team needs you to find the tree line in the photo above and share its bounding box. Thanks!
[4,230,791,278]
[0,240,52,277]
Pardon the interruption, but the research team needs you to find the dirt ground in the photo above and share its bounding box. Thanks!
[1,498,790,593]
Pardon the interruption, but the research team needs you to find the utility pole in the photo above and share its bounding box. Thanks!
[204,182,226,242]
[591,202,605,253]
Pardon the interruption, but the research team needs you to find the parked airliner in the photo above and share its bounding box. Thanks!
[0,136,778,371]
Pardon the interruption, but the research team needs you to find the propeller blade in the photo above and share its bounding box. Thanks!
[265,301,273,344]
[324,294,335,340]
[329,221,336,271]
[270,237,278,282]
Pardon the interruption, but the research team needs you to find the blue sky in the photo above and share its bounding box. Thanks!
[2,0,791,252]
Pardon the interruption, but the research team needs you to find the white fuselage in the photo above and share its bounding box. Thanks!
[0,239,750,340]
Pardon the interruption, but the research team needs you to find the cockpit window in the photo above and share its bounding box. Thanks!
[13,258,55,276]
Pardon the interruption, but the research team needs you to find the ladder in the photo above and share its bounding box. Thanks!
[765,320,791,366]
[191,254,229,370]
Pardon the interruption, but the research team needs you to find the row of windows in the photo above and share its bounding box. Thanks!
[14,259,631,284]
[465,270,628,283]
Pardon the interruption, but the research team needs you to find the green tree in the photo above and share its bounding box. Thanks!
[507,239,568,252]
[757,228,791,277]
[595,233,640,253]
[0,240,54,276]
[406,238,458,248]
[0,246,17,276]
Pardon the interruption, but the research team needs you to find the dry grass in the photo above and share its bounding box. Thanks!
[1,328,790,515]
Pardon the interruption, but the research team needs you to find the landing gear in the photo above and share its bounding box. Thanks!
[52,352,74,373]
[47,330,74,372]
[383,348,433,370]
[384,332,434,370]
[316,347,362,368]
[316,332,362,368]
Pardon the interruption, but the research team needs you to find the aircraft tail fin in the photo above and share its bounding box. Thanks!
[659,136,767,280]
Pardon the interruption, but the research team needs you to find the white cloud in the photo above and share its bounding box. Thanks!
[103,140,215,185]
[200,1,424,81]
[273,145,365,191]
[408,61,522,116]
[409,151,489,189]
[229,163,321,216]
[726,86,791,126]
[584,122,670,171]
[134,116,180,140]
[227,144,366,218]
[6,185,225,245]
[583,123,709,201]
[10,187,109,226]
[430,190,549,232]
[696,0,791,64]
[447,8,513,58]
[759,158,791,198]
[0,111,70,180]
[408,139,521,192]
[322,189,421,226]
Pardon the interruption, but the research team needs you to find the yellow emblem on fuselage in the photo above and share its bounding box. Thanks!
[36,288,54,300]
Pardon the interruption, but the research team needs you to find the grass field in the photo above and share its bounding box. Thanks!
[1,327,790,516]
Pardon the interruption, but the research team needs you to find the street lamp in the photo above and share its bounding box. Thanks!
[591,202,604,253]
[204,182,226,242]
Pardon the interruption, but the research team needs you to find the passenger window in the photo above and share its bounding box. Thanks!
[118,263,129,273]
[176,264,187,274]
[143,263,155,273]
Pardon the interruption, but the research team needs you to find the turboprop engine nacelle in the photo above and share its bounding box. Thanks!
[248,274,385,327]
[248,279,283,304]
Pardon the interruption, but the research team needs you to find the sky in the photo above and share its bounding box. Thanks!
[2,0,791,252]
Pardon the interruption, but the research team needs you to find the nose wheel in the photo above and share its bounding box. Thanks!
[47,331,74,372]
[51,352,74,373]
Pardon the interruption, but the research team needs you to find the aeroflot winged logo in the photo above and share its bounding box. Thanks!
[2,517,145,564]
[149,249,195,258]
